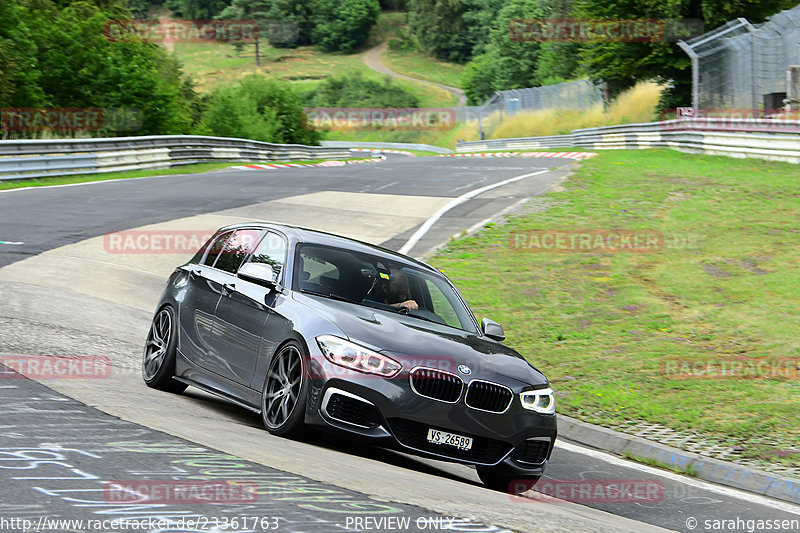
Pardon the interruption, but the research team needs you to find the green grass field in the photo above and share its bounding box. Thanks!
[170,10,463,111]
[431,149,800,467]
[382,49,465,89]
[174,42,457,107]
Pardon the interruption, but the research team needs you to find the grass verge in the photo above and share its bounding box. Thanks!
[430,149,800,468]
[624,452,698,476]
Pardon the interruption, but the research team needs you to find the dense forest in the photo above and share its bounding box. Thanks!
[1,0,796,140]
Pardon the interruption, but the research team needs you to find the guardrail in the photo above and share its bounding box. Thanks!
[456,118,800,164]
[0,135,353,181]
[320,141,453,154]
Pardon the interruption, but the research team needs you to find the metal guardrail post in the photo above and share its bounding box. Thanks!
[678,40,700,110]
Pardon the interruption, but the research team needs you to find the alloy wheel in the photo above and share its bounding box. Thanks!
[143,308,172,380]
[263,345,304,429]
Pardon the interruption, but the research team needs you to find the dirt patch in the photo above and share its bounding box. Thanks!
[703,263,733,278]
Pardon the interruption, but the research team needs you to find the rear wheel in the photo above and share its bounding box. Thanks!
[261,341,309,437]
[142,306,187,393]
[476,465,540,494]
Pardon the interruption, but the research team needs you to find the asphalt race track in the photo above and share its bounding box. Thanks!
[1,155,799,533]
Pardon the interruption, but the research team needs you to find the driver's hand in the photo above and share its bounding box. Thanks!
[399,299,418,310]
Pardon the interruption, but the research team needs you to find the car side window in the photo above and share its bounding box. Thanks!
[296,247,341,292]
[214,229,261,273]
[201,231,233,267]
[248,232,287,282]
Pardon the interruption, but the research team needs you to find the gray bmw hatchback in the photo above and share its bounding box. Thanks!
[143,222,557,492]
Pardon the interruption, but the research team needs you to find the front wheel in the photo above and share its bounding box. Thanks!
[142,306,187,393]
[476,465,540,494]
[261,341,309,437]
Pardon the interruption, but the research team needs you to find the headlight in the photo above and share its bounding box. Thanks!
[316,335,402,377]
[520,387,555,414]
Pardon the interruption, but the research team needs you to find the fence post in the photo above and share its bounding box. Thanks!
[746,24,759,111]
[788,66,800,111]
[678,40,700,109]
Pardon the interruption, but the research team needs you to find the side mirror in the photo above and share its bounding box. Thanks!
[238,262,277,289]
[481,318,505,341]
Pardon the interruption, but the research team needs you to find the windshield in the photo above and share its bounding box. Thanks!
[293,244,478,333]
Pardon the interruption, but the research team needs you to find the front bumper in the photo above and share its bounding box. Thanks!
[304,355,558,474]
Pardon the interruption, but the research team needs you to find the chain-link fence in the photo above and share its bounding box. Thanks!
[679,4,800,110]
[458,79,603,139]
[483,80,603,113]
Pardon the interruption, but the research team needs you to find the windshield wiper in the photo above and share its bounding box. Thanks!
[400,310,446,326]
[299,289,361,305]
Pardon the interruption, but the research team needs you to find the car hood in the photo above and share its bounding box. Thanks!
[294,292,549,388]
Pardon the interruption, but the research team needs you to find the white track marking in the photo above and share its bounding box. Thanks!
[398,169,550,255]
[556,440,800,514]
[0,174,179,194]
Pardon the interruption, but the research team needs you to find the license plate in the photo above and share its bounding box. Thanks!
[426,428,473,451]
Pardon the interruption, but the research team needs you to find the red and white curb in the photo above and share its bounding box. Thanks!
[350,148,417,157]
[232,156,384,170]
[438,151,597,160]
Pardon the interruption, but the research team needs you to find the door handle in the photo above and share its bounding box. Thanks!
[223,282,237,294]
[189,268,201,279]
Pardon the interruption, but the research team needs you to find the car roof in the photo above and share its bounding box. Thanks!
[216,222,440,274]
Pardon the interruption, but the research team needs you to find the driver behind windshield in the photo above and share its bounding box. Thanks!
[377,269,418,311]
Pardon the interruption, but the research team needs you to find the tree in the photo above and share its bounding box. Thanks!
[1,0,200,137]
[406,0,474,62]
[462,53,497,104]
[311,0,380,53]
[217,0,306,65]
[572,0,798,108]
[461,0,548,104]
[217,0,270,66]
[164,0,231,19]
[0,0,46,108]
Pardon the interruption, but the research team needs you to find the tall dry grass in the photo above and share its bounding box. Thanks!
[488,81,663,140]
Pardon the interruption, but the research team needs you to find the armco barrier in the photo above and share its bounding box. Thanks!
[0,135,352,180]
[456,118,800,163]
[320,140,453,154]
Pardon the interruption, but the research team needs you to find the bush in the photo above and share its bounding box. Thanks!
[201,75,321,145]
[303,71,420,108]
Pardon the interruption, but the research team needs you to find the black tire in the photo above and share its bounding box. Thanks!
[261,341,309,437]
[142,306,187,393]
[476,465,540,494]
